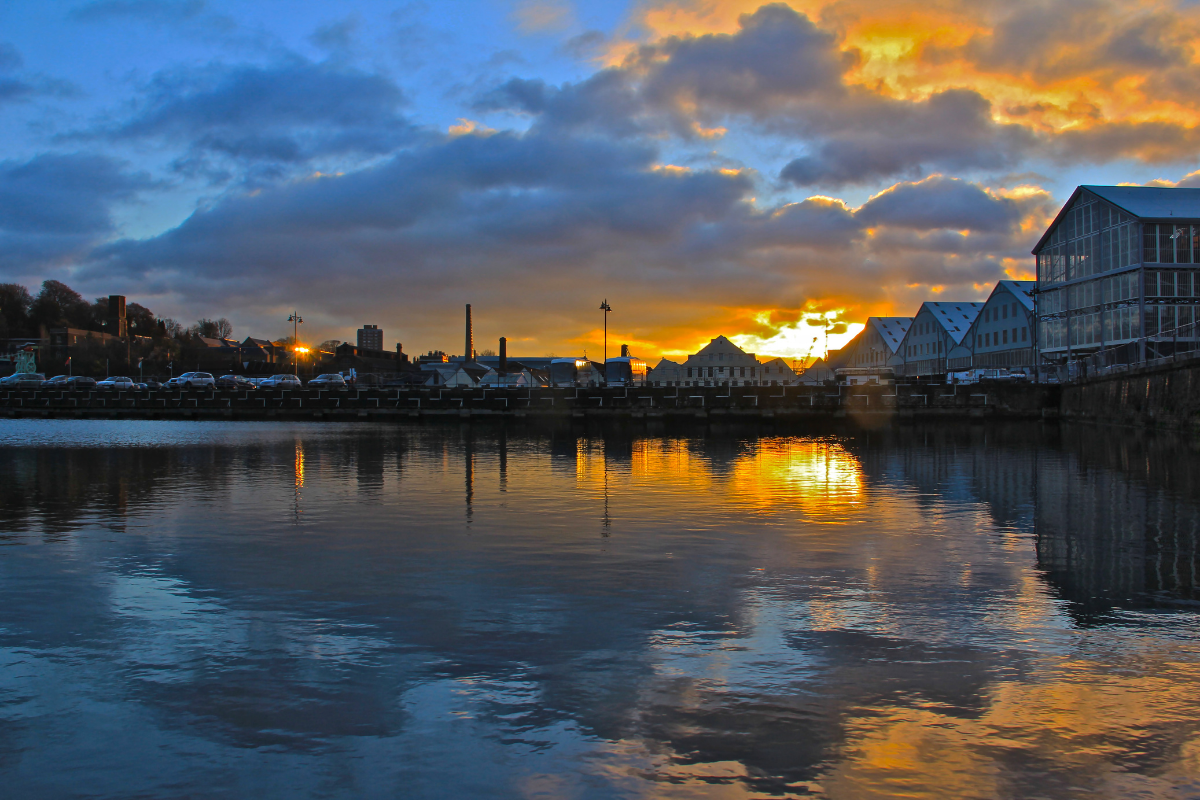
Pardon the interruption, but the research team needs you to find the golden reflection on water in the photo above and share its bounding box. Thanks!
[574,437,866,522]
[822,652,1200,800]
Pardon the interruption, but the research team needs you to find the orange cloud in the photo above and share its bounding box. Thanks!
[619,0,1200,153]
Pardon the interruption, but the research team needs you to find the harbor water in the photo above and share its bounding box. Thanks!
[2,419,1199,799]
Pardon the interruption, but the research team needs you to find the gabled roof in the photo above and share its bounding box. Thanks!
[1034,185,1200,253]
[1085,185,1200,219]
[694,335,749,357]
[996,280,1036,312]
[759,356,797,374]
[649,358,680,370]
[867,317,912,353]
[918,302,984,345]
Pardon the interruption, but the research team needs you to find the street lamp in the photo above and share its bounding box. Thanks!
[288,311,303,370]
[599,299,611,364]
[294,346,309,376]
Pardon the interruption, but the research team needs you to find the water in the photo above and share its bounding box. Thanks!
[2,419,1199,799]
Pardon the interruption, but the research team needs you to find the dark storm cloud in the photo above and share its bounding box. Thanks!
[0,153,152,272]
[101,58,415,170]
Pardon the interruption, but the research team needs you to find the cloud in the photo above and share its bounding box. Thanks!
[0,42,22,72]
[77,104,1043,357]
[856,176,1025,233]
[97,58,415,175]
[513,0,576,34]
[70,0,209,24]
[0,153,152,273]
[0,42,79,106]
[309,15,360,52]
[479,5,1039,183]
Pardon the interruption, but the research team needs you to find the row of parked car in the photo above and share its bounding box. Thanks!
[0,371,353,390]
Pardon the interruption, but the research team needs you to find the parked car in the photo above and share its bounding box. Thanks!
[215,374,252,389]
[165,372,216,389]
[308,373,347,389]
[0,372,46,389]
[143,378,163,390]
[66,376,98,390]
[258,374,303,389]
[97,376,136,391]
[42,375,70,388]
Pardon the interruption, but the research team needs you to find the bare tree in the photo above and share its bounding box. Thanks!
[318,339,342,353]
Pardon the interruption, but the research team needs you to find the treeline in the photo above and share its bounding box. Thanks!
[2,279,237,378]
[0,279,233,342]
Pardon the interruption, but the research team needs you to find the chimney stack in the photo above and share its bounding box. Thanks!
[465,303,474,361]
[108,295,128,338]
[499,337,507,374]
[620,343,629,358]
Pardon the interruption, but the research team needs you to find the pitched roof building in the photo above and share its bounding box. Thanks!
[893,301,984,376]
[838,317,912,370]
[1033,185,1200,370]
[948,281,1036,373]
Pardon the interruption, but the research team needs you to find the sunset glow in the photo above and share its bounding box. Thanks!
[2,1,1198,360]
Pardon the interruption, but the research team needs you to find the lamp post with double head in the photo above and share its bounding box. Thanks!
[599,299,612,386]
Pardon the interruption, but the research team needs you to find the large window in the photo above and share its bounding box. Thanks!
[1036,194,1138,284]
[1144,224,1200,264]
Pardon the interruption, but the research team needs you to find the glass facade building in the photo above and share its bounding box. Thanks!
[1033,186,1200,365]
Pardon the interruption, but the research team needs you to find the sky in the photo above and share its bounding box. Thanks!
[3,0,1200,361]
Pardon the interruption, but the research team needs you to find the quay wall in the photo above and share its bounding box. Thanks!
[0,381,1055,425]
[1060,353,1200,431]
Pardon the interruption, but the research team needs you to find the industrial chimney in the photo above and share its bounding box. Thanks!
[499,337,507,374]
[620,344,629,358]
[465,304,474,361]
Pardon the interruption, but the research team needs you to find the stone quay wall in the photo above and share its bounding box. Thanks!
[0,381,1056,424]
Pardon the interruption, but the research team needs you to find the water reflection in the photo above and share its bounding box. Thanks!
[0,420,1199,799]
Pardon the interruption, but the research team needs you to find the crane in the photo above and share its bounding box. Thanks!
[796,335,819,372]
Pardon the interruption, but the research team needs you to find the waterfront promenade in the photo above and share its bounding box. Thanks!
[0,381,1055,422]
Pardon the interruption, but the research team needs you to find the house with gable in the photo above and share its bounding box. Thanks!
[892,301,984,377]
[678,335,759,386]
[837,317,913,371]
[947,281,1036,373]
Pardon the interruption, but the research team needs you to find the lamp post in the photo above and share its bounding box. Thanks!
[294,346,309,376]
[599,299,611,363]
[288,311,303,369]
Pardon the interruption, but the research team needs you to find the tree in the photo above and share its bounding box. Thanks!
[160,318,184,338]
[126,303,156,337]
[318,339,342,353]
[194,318,220,338]
[478,348,497,357]
[215,318,233,339]
[0,283,33,338]
[30,280,89,332]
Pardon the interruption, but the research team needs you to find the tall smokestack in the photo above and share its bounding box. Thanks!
[499,337,507,374]
[620,344,629,358]
[465,304,474,361]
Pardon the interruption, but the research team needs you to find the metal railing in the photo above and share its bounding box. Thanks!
[1051,320,1200,382]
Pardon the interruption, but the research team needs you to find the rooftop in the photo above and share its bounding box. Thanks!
[1085,185,1200,219]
